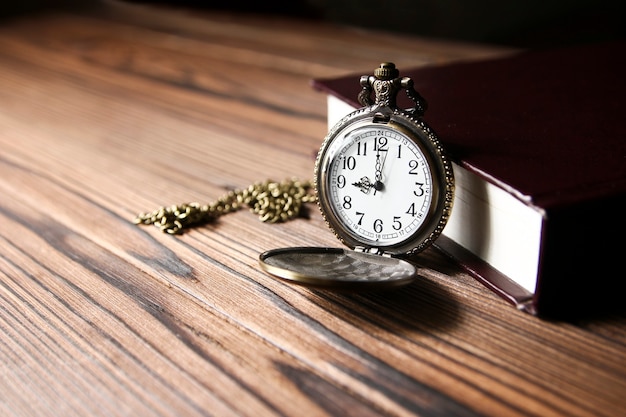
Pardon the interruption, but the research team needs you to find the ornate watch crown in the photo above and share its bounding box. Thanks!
[374,62,399,80]
[358,62,428,116]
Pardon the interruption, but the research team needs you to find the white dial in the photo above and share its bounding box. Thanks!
[321,122,436,250]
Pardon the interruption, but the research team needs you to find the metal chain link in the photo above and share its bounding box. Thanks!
[133,178,316,234]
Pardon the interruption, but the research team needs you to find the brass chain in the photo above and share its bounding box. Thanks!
[134,178,316,234]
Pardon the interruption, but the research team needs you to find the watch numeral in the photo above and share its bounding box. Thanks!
[408,160,419,175]
[374,137,388,152]
[357,142,367,156]
[356,211,365,225]
[373,219,383,233]
[337,175,346,188]
[406,203,416,217]
[392,216,402,230]
[342,195,352,209]
[343,156,356,170]
[414,182,425,197]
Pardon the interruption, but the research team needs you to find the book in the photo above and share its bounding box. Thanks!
[311,41,626,318]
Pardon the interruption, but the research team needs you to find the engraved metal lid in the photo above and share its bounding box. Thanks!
[259,247,417,290]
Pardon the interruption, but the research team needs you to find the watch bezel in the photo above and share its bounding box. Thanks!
[314,106,454,256]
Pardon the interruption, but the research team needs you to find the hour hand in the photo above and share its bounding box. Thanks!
[352,176,373,194]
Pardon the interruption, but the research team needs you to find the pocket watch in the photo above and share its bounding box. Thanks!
[259,62,454,290]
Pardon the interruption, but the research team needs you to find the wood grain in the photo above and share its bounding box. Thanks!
[1,1,624,416]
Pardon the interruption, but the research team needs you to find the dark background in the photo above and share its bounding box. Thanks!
[2,0,625,48]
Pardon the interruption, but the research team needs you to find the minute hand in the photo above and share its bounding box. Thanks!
[373,149,387,192]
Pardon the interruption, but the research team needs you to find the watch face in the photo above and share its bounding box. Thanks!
[316,110,452,255]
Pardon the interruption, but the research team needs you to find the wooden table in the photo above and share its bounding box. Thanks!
[1,1,624,416]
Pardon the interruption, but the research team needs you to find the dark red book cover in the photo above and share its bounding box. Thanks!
[312,41,626,318]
